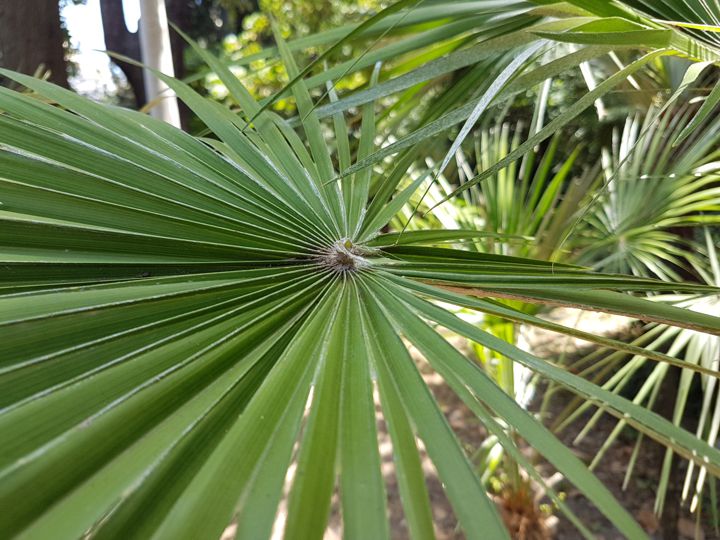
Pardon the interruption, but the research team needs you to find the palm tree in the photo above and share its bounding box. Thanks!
[2,2,720,538]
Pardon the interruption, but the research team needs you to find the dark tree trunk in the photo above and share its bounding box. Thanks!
[99,0,146,108]
[0,0,68,87]
[165,0,191,81]
[166,0,193,129]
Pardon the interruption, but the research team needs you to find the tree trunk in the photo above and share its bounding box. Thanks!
[0,0,68,87]
[165,0,191,81]
[100,0,146,108]
[166,0,192,129]
[139,0,181,127]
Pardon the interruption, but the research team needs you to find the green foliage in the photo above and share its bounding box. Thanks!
[3,1,720,538]
[200,0,390,112]
[554,231,720,521]
[574,104,720,279]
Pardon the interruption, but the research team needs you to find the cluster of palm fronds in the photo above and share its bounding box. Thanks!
[394,77,720,523]
[383,9,720,525]
[1,1,720,539]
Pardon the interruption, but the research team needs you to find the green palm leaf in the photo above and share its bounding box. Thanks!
[1,27,720,539]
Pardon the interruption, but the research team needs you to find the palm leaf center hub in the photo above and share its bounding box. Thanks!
[317,238,370,274]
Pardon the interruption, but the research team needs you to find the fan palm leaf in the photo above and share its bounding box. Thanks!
[1,22,720,540]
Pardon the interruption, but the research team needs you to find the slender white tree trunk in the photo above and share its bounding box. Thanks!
[139,0,181,127]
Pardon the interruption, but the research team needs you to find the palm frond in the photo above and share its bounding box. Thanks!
[2,6,720,537]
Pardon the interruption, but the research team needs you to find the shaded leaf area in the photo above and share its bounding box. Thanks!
[1,25,720,539]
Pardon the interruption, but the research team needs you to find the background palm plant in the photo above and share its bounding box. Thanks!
[400,56,720,530]
[573,102,720,280]
[394,108,593,261]
[390,103,591,418]
[3,2,720,539]
[553,231,720,526]
[388,93,706,519]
